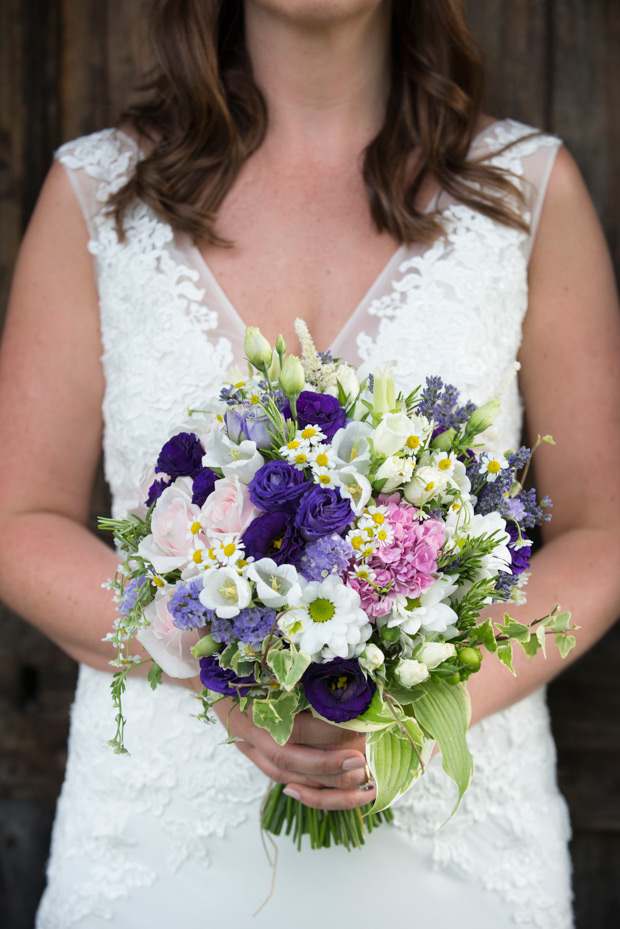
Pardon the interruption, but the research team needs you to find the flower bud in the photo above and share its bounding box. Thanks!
[372,366,396,414]
[430,428,456,452]
[418,642,456,670]
[267,349,281,382]
[279,354,305,399]
[276,334,286,358]
[359,643,385,673]
[394,658,430,688]
[464,398,500,438]
[336,364,360,403]
[244,326,273,370]
[190,634,221,659]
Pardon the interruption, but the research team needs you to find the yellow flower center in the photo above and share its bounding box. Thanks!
[219,580,238,601]
[301,427,317,440]
[406,435,420,449]
[190,521,201,535]
[377,529,388,541]
[287,440,300,450]
[331,675,349,692]
[294,453,307,465]
[316,452,328,467]
[250,394,260,404]
[152,576,164,587]
[272,537,283,551]
[318,474,332,484]
[425,481,435,492]
[309,598,336,623]
[192,551,203,564]
[351,536,363,550]
[372,512,385,525]
[438,459,452,471]
[487,460,501,474]
[222,542,236,557]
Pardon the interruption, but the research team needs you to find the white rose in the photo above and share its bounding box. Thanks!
[418,642,456,669]
[359,644,385,673]
[394,659,430,688]
[374,455,414,492]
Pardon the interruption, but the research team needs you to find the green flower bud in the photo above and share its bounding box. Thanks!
[445,672,461,686]
[373,366,396,414]
[279,354,305,399]
[458,647,482,671]
[430,428,457,451]
[244,326,273,370]
[380,624,401,643]
[275,334,286,358]
[190,634,221,659]
[267,349,281,382]
[464,398,500,438]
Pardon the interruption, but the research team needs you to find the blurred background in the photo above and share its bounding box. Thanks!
[0,1,619,926]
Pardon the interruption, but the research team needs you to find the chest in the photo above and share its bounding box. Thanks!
[195,157,427,353]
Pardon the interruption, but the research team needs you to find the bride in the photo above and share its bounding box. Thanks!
[1,1,619,926]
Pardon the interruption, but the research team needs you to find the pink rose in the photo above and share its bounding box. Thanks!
[201,475,261,540]
[137,477,202,573]
[137,589,200,679]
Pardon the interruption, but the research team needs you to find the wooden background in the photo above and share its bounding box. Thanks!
[0,1,619,926]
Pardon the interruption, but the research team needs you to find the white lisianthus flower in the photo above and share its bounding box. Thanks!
[247,559,304,610]
[325,364,360,403]
[359,643,385,673]
[331,421,374,474]
[418,642,456,669]
[279,575,371,661]
[202,429,264,484]
[373,411,417,457]
[200,566,252,619]
[458,512,511,579]
[336,465,372,515]
[374,455,414,492]
[386,576,459,635]
[394,659,430,688]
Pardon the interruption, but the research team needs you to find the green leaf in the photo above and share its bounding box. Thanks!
[471,618,497,653]
[147,662,163,690]
[267,644,311,691]
[495,617,531,643]
[366,725,426,814]
[335,690,396,732]
[520,637,541,658]
[217,642,238,671]
[497,643,515,675]
[252,692,299,745]
[535,622,548,657]
[555,633,576,659]
[411,681,473,816]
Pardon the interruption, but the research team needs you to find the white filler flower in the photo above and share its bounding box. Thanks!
[279,575,371,661]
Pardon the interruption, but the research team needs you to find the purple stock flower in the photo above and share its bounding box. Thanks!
[169,577,213,631]
[294,486,354,541]
[155,432,205,479]
[302,658,375,723]
[283,390,346,441]
[192,467,218,507]
[211,606,279,650]
[242,511,305,565]
[145,476,170,507]
[248,461,311,512]
[199,656,255,697]
[298,534,353,582]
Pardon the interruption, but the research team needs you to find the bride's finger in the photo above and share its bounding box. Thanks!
[281,781,377,811]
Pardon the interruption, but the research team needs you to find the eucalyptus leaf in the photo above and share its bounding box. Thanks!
[411,681,473,816]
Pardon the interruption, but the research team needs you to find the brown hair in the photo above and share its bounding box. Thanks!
[109,0,530,246]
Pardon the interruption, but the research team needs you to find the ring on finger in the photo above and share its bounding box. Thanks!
[359,762,375,792]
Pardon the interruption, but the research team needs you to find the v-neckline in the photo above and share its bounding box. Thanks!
[118,120,498,354]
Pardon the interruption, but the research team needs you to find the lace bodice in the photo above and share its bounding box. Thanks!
[37,121,572,929]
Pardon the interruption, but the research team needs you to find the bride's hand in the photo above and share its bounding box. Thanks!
[211,696,375,810]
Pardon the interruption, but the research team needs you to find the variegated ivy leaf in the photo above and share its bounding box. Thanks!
[494,617,531,642]
[472,617,497,653]
[252,692,299,745]
[497,643,515,674]
[267,644,311,691]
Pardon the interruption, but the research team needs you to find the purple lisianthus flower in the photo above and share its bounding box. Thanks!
[155,432,205,479]
[242,511,304,565]
[302,658,375,723]
[199,656,255,697]
[225,403,277,450]
[506,523,532,576]
[294,486,354,541]
[283,390,346,441]
[192,467,218,507]
[248,461,311,512]
[145,476,170,507]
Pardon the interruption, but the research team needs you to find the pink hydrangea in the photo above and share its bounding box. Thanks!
[347,494,445,619]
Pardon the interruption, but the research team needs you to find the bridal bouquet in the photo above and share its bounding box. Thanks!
[100,319,576,850]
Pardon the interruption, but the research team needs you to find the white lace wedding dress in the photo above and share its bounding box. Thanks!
[37,119,573,928]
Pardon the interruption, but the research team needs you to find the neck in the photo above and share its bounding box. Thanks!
[243,1,392,159]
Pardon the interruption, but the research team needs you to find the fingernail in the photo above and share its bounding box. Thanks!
[342,757,366,771]
[283,787,302,801]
